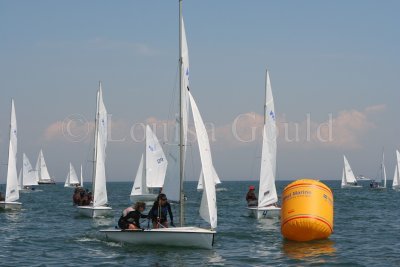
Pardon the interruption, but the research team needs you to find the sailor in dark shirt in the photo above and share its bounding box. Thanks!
[148,194,174,228]
[118,202,147,230]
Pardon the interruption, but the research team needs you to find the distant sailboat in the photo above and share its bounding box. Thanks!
[101,1,218,249]
[35,149,56,184]
[247,70,280,219]
[77,82,112,218]
[64,163,80,188]
[20,153,39,191]
[341,155,362,188]
[393,150,400,191]
[130,125,168,203]
[0,99,21,210]
[370,150,387,190]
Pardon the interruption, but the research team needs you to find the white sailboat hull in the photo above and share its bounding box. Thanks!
[0,201,22,210]
[341,184,363,189]
[247,206,281,219]
[76,205,112,218]
[130,194,158,204]
[64,184,80,188]
[38,180,56,185]
[100,227,215,249]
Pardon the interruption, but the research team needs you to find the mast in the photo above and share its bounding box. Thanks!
[92,82,101,202]
[179,0,185,226]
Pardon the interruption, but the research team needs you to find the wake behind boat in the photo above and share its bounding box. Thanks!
[247,70,280,219]
[101,1,218,249]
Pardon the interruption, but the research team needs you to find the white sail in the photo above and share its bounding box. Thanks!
[93,85,108,207]
[189,91,217,229]
[393,165,399,189]
[145,125,168,188]
[80,165,83,187]
[5,99,19,202]
[258,70,278,207]
[197,166,221,190]
[65,163,79,187]
[163,16,190,203]
[382,152,387,188]
[341,168,346,187]
[131,154,147,196]
[23,153,38,186]
[343,155,357,184]
[18,168,22,191]
[393,150,400,189]
[36,149,52,182]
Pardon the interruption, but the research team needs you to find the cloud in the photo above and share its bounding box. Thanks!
[43,104,386,150]
[213,104,386,150]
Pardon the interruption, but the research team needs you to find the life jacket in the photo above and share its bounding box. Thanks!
[122,207,134,217]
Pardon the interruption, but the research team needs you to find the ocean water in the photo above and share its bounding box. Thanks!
[1,180,400,266]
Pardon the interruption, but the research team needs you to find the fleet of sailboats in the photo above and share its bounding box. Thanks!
[130,125,168,203]
[76,82,112,218]
[247,70,280,219]
[2,2,400,255]
[0,99,21,210]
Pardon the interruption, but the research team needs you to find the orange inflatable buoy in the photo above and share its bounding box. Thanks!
[281,179,334,241]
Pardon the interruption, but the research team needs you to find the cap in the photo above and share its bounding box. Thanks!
[249,185,255,190]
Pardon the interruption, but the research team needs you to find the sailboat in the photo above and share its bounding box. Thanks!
[341,155,362,188]
[20,153,39,191]
[130,125,168,203]
[370,151,387,190]
[0,99,21,210]
[393,150,400,191]
[35,149,56,184]
[247,70,280,219]
[64,163,81,188]
[77,82,112,218]
[100,1,218,249]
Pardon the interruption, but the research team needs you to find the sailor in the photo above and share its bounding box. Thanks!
[118,202,148,230]
[148,193,174,228]
[246,185,258,206]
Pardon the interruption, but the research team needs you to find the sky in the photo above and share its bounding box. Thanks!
[0,0,399,182]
